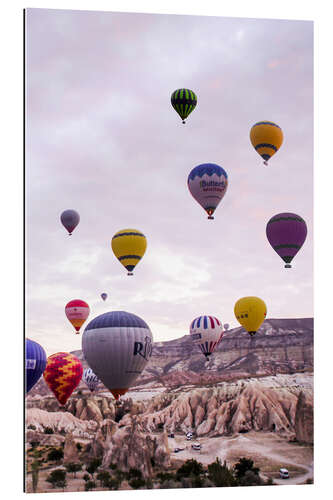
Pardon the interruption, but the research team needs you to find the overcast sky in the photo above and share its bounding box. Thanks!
[25,8,313,355]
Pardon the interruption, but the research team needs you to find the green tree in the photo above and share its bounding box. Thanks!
[127,468,142,480]
[234,458,259,479]
[107,477,120,490]
[47,448,64,462]
[129,477,146,489]
[97,470,111,487]
[208,458,236,487]
[84,480,96,491]
[44,427,54,434]
[46,469,67,490]
[176,459,204,480]
[76,443,82,452]
[31,453,40,493]
[65,462,82,478]
[86,458,102,477]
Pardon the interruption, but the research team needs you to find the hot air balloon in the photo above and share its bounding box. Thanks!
[250,121,283,165]
[189,315,224,359]
[171,88,197,124]
[43,352,83,405]
[60,209,80,235]
[83,368,99,392]
[234,297,267,337]
[82,311,153,400]
[65,299,90,334]
[223,323,230,331]
[188,163,228,219]
[266,212,307,268]
[25,339,47,394]
[111,229,147,276]
[101,293,108,301]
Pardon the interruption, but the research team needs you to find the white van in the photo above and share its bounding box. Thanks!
[191,443,201,451]
[186,432,193,440]
[279,468,289,479]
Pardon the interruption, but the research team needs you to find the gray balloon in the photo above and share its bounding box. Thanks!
[60,209,80,235]
[82,311,153,400]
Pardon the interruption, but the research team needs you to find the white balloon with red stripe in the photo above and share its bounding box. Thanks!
[189,315,224,359]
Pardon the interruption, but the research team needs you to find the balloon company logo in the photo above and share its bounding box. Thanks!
[199,180,226,191]
[26,359,37,369]
[133,336,153,360]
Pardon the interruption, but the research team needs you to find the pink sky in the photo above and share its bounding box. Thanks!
[25,9,313,355]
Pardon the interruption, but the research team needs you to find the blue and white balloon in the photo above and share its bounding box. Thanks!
[189,315,224,359]
[187,163,228,219]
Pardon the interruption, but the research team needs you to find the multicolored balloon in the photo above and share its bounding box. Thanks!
[82,311,153,400]
[25,339,47,394]
[266,212,307,268]
[234,297,267,337]
[188,163,228,219]
[250,121,283,165]
[171,88,197,124]
[43,352,83,405]
[60,209,80,235]
[65,299,90,334]
[189,315,224,359]
[83,368,99,392]
[111,229,147,276]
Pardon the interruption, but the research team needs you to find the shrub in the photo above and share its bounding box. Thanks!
[129,477,146,489]
[65,462,82,478]
[208,458,236,487]
[97,470,111,487]
[44,427,54,434]
[176,459,204,480]
[84,480,96,491]
[47,448,64,462]
[46,469,67,490]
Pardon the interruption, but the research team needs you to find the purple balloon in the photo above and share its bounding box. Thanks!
[266,212,307,268]
[60,209,80,235]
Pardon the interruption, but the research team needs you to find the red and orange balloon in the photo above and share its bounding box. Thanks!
[43,352,83,405]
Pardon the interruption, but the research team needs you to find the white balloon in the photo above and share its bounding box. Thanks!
[83,368,99,392]
[190,315,224,358]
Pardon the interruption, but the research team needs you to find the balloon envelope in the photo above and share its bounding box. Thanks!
[189,315,224,358]
[82,311,153,400]
[83,368,99,392]
[101,293,108,301]
[250,121,283,163]
[43,352,83,405]
[65,299,90,333]
[266,212,307,268]
[26,339,47,394]
[60,209,80,235]
[223,323,230,331]
[111,229,147,275]
[188,163,228,219]
[171,88,197,123]
[234,297,267,336]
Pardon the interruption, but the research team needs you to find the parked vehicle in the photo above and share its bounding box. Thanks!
[174,448,184,453]
[279,468,289,479]
[186,432,193,440]
[168,433,175,438]
[191,443,201,451]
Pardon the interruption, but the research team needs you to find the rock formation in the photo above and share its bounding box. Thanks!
[294,390,314,443]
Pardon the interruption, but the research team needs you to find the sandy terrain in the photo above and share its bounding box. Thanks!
[168,431,313,484]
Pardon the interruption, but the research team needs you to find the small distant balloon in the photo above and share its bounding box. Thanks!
[43,352,83,405]
[189,315,224,359]
[111,229,147,276]
[171,88,197,124]
[101,293,108,301]
[223,323,230,331]
[188,163,228,219]
[60,209,80,235]
[25,339,47,394]
[250,121,283,165]
[234,297,267,337]
[266,212,307,268]
[83,368,100,392]
[65,299,90,334]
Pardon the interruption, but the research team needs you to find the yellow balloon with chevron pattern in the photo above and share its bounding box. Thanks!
[250,121,283,165]
[111,228,147,276]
